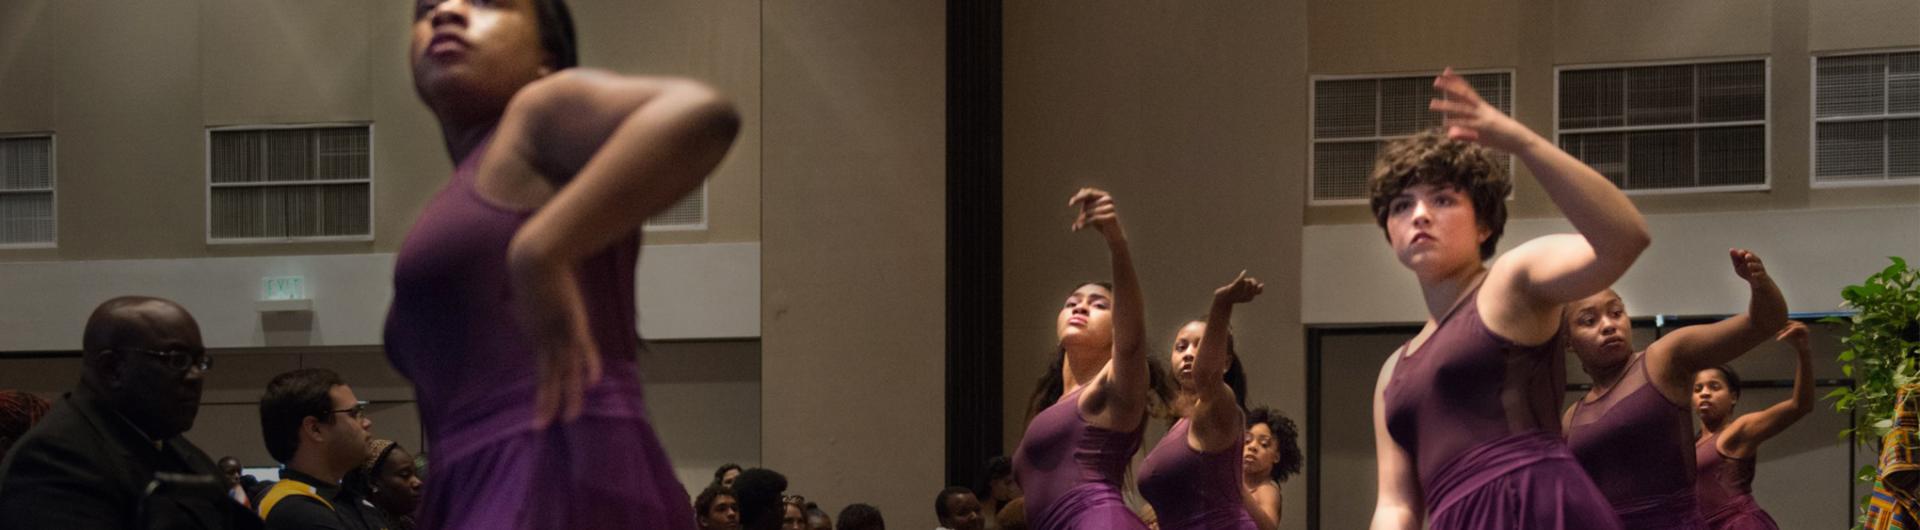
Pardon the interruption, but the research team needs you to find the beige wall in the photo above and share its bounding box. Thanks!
[0,0,759,263]
[1307,0,1920,226]
[759,0,947,523]
[1003,1,1311,526]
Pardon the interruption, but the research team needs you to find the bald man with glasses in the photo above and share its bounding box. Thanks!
[0,296,262,530]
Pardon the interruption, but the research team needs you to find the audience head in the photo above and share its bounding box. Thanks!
[216,455,243,486]
[934,486,983,530]
[732,467,788,530]
[715,462,744,488]
[781,496,808,530]
[835,503,884,530]
[804,503,832,530]
[0,390,52,456]
[695,484,742,530]
[354,439,423,517]
[80,296,211,439]
[980,455,1018,505]
[259,368,373,480]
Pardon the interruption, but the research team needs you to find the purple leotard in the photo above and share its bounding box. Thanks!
[384,132,694,530]
[1567,352,1709,529]
[1382,284,1622,529]
[1137,418,1257,530]
[1695,432,1779,530]
[1013,385,1148,530]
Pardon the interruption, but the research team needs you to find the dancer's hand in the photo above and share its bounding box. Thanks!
[1068,188,1126,246]
[1729,248,1773,287]
[1214,270,1265,306]
[1775,320,1810,353]
[509,245,605,429]
[532,330,602,428]
[1429,67,1539,154]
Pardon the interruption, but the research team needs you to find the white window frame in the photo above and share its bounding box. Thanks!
[205,123,376,244]
[0,132,57,249]
[642,181,709,232]
[1308,68,1518,206]
[1809,47,1920,190]
[1553,56,1772,196]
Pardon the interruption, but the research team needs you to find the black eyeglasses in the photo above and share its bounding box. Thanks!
[325,401,370,420]
[116,348,213,374]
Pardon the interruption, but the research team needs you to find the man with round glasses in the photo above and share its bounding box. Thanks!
[0,296,262,529]
[257,368,381,530]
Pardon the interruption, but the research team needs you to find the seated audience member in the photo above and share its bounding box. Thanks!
[257,368,377,530]
[715,462,745,489]
[346,439,422,530]
[977,456,1017,530]
[783,495,810,530]
[0,390,51,457]
[837,503,886,530]
[697,483,743,530]
[0,296,262,529]
[217,456,252,508]
[806,502,833,530]
[934,486,984,530]
[734,467,790,530]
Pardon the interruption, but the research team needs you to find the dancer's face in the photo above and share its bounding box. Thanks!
[1057,284,1114,351]
[1383,184,1489,278]
[1566,290,1634,373]
[1243,423,1279,479]
[1169,321,1207,390]
[1693,370,1738,425]
[410,0,553,117]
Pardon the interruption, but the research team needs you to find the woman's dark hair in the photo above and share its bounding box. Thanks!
[1704,365,1743,399]
[531,0,578,70]
[713,462,743,484]
[1367,128,1511,260]
[836,504,884,530]
[976,456,1011,502]
[259,368,346,464]
[1024,283,1175,422]
[1246,406,1303,483]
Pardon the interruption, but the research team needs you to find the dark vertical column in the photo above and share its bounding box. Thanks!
[945,0,1004,493]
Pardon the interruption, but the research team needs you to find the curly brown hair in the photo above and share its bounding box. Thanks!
[1367,128,1511,260]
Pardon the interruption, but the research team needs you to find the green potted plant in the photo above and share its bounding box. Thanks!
[1825,256,1920,526]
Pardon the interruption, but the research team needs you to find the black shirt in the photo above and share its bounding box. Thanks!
[263,468,383,530]
[0,387,263,530]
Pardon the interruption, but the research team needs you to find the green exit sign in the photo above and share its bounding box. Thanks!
[263,276,307,301]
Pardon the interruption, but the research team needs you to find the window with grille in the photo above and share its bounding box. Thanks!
[1311,71,1514,204]
[644,181,707,231]
[1556,59,1768,193]
[0,135,55,247]
[1813,50,1920,187]
[207,125,372,242]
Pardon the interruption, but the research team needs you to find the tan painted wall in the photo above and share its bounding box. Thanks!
[0,0,759,263]
[1306,0,1920,226]
[759,0,948,523]
[1003,1,1310,526]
